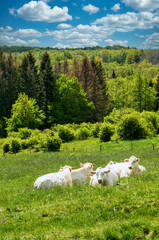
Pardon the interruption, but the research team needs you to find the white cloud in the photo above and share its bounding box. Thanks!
[57,23,73,29]
[28,39,40,44]
[54,43,72,49]
[143,33,159,49]
[0,26,13,32]
[122,0,159,12]
[82,4,99,14]
[93,12,159,32]
[105,39,128,46]
[13,29,42,38]
[111,4,120,12]
[9,1,72,23]
[0,35,27,46]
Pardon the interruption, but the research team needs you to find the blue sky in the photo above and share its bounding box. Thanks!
[0,0,159,49]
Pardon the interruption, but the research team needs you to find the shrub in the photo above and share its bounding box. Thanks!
[91,123,100,138]
[75,127,90,140]
[18,128,32,139]
[3,142,10,153]
[10,138,21,153]
[141,111,159,134]
[117,114,147,140]
[58,126,74,142]
[45,137,61,152]
[99,124,114,142]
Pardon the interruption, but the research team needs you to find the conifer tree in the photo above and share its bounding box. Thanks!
[19,52,40,100]
[90,58,110,121]
[39,51,56,126]
[79,56,91,94]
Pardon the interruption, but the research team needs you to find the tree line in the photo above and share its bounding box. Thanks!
[0,51,110,131]
[0,49,159,136]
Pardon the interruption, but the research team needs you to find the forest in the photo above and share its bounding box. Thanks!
[0,46,159,138]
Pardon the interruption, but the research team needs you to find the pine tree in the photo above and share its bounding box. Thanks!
[90,58,110,121]
[19,52,40,100]
[79,56,91,94]
[39,51,56,126]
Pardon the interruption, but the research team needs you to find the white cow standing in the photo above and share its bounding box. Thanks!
[90,167,119,186]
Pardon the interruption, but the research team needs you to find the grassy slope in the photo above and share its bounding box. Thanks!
[0,137,159,239]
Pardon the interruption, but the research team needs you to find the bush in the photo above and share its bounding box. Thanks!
[18,128,32,139]
[3,142,10,153]
[75,127,90,140]
[117,114,147,140]
[91,123,100,138]
[141,111,159,134]
[99,124,114,142]
[10,138,21,153]
[58,126,74,142]
[45,137,61,152]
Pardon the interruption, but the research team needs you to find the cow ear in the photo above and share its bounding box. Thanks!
[105,170,110,174]
[91,171,96,174]
[114,161,117,164]
[124,159,129,162]
[69,167,72,172]
[80,163,84,167]
[136,158,140,162]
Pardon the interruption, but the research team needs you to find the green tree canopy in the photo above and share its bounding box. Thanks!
[55,74,94,123]
[6,93,45,132]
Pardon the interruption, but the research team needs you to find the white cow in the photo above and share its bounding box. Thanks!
[107,161,117,166]
[108,155,146,178]
[34,167,72,189]
[107,162,130,178]
[124,155,146,175]
[90,167,119,186]
[59,163,94,185]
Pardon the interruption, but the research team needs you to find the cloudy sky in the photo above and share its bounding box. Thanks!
[0,0,159,49]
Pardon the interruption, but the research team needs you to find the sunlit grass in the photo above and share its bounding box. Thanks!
[0,136,159,239]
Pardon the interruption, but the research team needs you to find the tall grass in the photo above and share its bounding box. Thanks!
[0,137,159,239]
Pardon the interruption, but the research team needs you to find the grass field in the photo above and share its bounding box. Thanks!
[0,137,159,239]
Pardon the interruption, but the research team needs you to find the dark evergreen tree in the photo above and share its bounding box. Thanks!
[19,52,40,100]
[90,58,110,121]
[155,75,159,111]
[0,52,19,118]
[39,51,57,126]
[79,56,91,93]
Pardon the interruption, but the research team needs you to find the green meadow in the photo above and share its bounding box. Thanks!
[0,137,159,240]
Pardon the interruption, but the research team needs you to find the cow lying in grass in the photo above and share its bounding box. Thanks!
[107,155,146,178]
[60,162,94,185]
[34,167,72,189]
[34,162,94,189]
[90,167,119,186]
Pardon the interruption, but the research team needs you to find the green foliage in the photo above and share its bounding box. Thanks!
[18,128,32,139]
[58,126,74,142]
[56,74,94,123]
[45,136,61,152]
[99,123,114,142]
[75,127,90,140]
[141,111,159,134]
[91,123,100,138]
[10,138,21,153]
[117,114,147,140]
[6,93,45,132]
[2,141,10,153]
[3,138,21,154]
